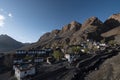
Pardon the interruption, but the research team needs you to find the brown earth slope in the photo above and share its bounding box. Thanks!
[85,52,120,80]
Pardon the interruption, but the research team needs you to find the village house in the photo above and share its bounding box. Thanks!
[13,54,26,66]
[99,43,106,47]
[27,49,51,56]
[64,54,71,63]
[13,58,23,64]
[14,64,35,80]
[13,49,53,79]
[64,54,76,63]
[16,49,52,55]
[16,50,27,54]
[81,49,85,53]
[34,57,44,63]
[44,48,52,52]
[14,49,52,63]
[46,57,55,64]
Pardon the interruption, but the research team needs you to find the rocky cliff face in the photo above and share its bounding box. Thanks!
[109,13,120,22]
[61,21,81,32]
[36,21,82,48]
[103,13,120,32]
[25,13,120,50]
[81,17,103,31]
[70,17,104,44]
[101,13,120,43]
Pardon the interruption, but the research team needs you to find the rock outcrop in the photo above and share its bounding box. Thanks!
[101,13,120,44]
[103,13,120,32]
[81,16,103,31]
[61,21,81,32]
[70,17,104,44]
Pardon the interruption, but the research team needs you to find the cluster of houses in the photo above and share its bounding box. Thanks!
[13,39,108,80]
[64,39,108,64]
[79,39,107,53]
[13,48,52,80]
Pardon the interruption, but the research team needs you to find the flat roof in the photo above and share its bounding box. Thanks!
[15,64,35,71]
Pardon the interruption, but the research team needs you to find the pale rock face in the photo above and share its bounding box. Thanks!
[62,21,81,32]
[62,25,71,32]
[82,16,103,30]
[70,21,81,30]
[108,13,120,22]
[51,29,61,34]
[104,13,120,31]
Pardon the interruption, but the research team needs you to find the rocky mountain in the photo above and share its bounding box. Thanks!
[23,13,120,50]
[70,17,104,44]
[101,13,120,43]
[35,21,82,48]
[0,34,24,53]
[103,13,120,32]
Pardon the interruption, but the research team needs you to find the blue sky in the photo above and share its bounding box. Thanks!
[0,0,120,43]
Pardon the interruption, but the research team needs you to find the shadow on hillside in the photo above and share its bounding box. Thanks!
[104,18,120,32]
[73,50,119,80]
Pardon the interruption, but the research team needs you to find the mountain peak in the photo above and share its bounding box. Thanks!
[0,34,13,40]
[62,21,81,32]
[0,34,24,52]
[88,16,98,20]
[108,13,120,22]
[0,34,9,37]
[104,13,120,31]
[82,16,103,27]
[81,16,103,31]
[51,29,60,34]
[70,21,80,25]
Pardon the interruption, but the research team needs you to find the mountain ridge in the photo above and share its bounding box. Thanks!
[1,13,120,51]
[0,34,25,53]
[23,13,120,50]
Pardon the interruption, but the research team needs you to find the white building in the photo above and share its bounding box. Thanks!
[99,43,106,47]
[64,54,74,63]
[81,49,85,53]
[14,64,35,80]
[46,57,55,64]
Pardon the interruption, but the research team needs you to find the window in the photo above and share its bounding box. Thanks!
[25,71,27,74]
